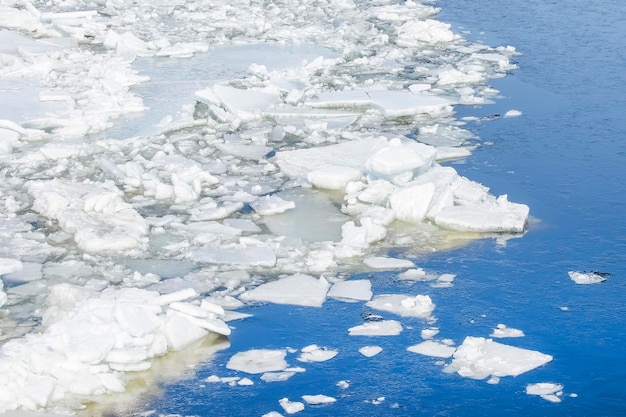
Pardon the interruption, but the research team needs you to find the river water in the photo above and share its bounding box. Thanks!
[118,1,626,416]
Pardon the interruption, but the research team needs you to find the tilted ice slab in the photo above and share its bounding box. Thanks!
[239,274,330,307]
[444,337,553,380]
[0,286,229,413]
[348,320,403,336]
[407,340,456,358]
[226,349,288,374]
[25,179,148,253]
[568,271,608,284]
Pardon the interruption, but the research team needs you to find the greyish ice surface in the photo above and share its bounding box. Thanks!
[0,0,551,414]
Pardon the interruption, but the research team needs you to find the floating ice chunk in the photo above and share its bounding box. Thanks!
[366,294,435,318]
[261,371,297,382]
[216,141,273,161]
[490,324,525,338]
[327,279,372,302]
[504,109,522,118]
[363,257,414,269]
[348,320,403,336]
[307,166,362,190]
[526,383,564,403]
[263,412,284,417]
[279,398,305,414]
[250,195,296,216]
[397,268,429,281]
[240,274,330,307]
[302,394,336,405]
[359,346,383,357]
[0,258,22,275]
[298,345,338,362]
[407,340,456,358]
[193,245,277,267]
[227,349,288,374]
[421,328,440,339]
[568,271,608,284]
[223,218,262,233]
[434,195,529,233]
[435,146,472,161]
[335,219,387,258]
[445,337,553,379]
[396,19,457,46]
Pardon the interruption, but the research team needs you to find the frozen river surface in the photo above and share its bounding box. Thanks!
[0,0,625,416]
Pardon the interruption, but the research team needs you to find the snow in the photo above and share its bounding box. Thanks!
[239,274,330,307]
[445,337,553,380]
[568,271,608,284]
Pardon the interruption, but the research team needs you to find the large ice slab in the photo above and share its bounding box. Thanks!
[239,274,330,307]
[226,349,288,374]
[348,320,403,336]
[444,337,553,380]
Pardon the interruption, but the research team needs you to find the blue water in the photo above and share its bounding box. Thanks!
[132,2,626,416]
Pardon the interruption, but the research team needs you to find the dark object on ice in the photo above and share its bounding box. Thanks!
[361,312,384,322]
[590,271,611,277]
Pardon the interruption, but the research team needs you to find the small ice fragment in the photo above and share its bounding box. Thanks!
[302,394,336,405]
[487,376,500,385]
[359,346,383,357]
[238,378,254,386]
[490,324,525,338]
[348,320,403,336]
[227,349,288,374]
[279,398,305,414]
[298,345,338,362]
[407,340,456,358]
[363,257,414,269]
[421,328,440,339]
[526,382,564,403]
[397,268,429,281]
[504,109,522,117]
[568,271,608,284]
[337,380,350,389]
[366,294,435,318]
[262,412,284,417]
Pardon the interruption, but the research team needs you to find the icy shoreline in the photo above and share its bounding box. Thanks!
[0,0,539,413]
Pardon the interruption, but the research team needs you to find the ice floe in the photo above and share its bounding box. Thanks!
[297,345,338,363]
[490,324,525,338]
[348,320,403,336]
[226,349,288,374]
[568,271,608,284]
[407,340,457,358]
[359,346,383,357]
[366,294,436,318]
[302,394,336,405]
[526,382,564,403]
[239,274,330,307]
[444,337,553,380]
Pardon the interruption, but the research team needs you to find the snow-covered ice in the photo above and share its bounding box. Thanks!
[327,279,373,302]
[302,394,336,405]
[226,349,288,374]
[526,382,564,403]
[297,345,338,363]
[239,274,330,307]
[490,324,525,338]
[359,346,383,357]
